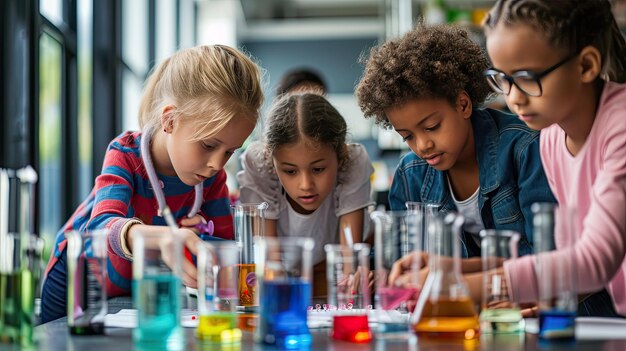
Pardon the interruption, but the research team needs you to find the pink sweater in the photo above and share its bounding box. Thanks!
[504,81,626,315]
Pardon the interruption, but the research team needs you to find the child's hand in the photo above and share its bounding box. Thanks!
[177,229,203,288]
[388,251,428,286]
[126,224,203,288]
[351,268,375,294]
[155,228,201,289]
[520,304,538,317]
[180,214,206,234]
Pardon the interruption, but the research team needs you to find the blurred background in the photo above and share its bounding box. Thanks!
[2,0,625,259]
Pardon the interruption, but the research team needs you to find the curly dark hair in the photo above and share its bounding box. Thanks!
[356,24,493,129]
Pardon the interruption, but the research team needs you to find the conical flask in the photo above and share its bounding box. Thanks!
[411,212,480,340]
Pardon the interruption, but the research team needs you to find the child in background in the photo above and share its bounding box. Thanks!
[275,67,327,96]
[237,92,374,297]
[41,45,264,322]
[483,0,626,317]
[356,24,555,261]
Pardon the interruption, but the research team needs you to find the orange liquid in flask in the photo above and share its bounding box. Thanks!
[414,297,480,340]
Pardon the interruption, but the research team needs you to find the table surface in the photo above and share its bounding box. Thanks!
[5,298,625,351]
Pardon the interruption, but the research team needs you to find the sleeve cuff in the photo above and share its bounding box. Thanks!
[504,255,539,304]
[108,218,142,261]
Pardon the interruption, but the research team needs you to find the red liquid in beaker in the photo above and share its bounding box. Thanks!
[331,315,371,343]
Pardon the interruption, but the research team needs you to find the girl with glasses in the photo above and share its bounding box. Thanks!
[356,24,555,271]
[484,0,626,317]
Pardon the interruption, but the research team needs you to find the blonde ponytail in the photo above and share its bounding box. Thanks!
[137,45,264,140]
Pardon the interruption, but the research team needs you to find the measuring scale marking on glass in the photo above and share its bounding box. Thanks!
[0,166,42,346]
[232,202,267,311]
[533,203,578,341]
[196,241,242,344]
[371,210,425,339]
[256,236,314,349]
[66,229,109,335]
[325,243,372,343]
[479,229,524,333]
[132,230,184,350]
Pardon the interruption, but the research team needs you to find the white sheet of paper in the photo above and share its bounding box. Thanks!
[104,309,199,328]
[105,308,404,329]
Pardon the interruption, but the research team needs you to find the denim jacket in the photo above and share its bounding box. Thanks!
[388,108,556,258]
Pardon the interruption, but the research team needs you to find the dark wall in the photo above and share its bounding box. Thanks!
[241,37,379,99]
[1,0,37,169]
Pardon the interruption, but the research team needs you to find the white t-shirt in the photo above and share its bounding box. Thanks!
[237,141,375,264]
[447,177,484,247]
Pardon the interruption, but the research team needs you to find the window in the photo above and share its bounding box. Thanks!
[38,33,63,241]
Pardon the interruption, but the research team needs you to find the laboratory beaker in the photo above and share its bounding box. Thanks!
[0,166,38,241]
[132,229,184,350]
[405,201,439,253]
[255,236,314,349]
[371,210,420,339]
[411,213,480,340]
[66,229,109,335]
[479,229,524,333]
[0,167,40,346]
[196,241,242,343]
[326,243,372,343]
[533,203,577,341]
[0,233,41,346]
[231,202,267,311]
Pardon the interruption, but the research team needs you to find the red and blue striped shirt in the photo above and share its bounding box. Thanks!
[43,131,234,297]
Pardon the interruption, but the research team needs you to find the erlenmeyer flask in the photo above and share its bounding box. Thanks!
[231,202,268,322]
[411,212,480,341]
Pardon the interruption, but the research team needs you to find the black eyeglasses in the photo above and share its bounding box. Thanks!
[484,52,578,97]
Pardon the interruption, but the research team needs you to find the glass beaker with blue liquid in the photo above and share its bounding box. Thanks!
[132,230,184,350]
[255,236,314,349]
[533,203,577,341]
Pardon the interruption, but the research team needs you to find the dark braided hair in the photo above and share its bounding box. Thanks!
[264,93,350,172]
[484,0,626,83]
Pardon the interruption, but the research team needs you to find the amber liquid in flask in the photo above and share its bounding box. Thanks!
[411,213,480,340]
[414,298,479,339]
